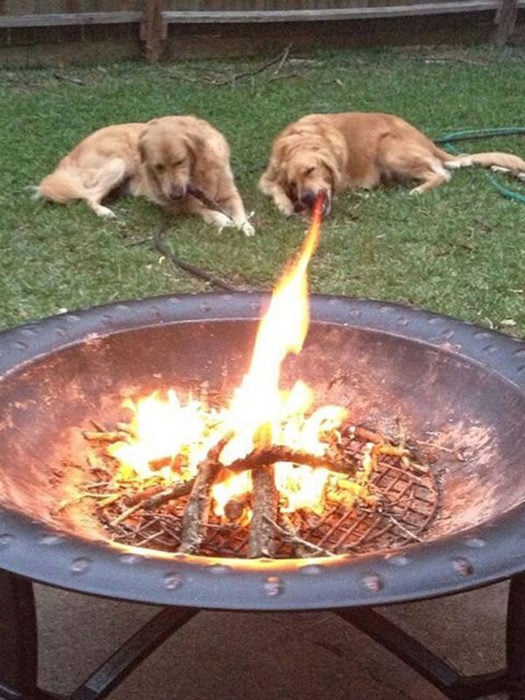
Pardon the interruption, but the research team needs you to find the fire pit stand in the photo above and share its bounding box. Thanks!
[0,569,524,699]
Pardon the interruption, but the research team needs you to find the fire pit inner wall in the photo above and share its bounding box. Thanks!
[0,310,522,541]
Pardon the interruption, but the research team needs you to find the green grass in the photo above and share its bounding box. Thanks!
[0,44,524,335]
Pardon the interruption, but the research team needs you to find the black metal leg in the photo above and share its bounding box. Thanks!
[335,606,507,699]
[0,569,40,699]
[70,606,199,700]
[0,566,524,700]
[507,572,525,700]
[0,567,198,700]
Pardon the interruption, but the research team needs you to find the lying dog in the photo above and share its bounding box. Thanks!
[259,111,525,216]
[36,115,254,236]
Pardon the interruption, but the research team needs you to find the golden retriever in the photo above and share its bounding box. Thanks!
[36,115,255,236]
[259,112,525,215]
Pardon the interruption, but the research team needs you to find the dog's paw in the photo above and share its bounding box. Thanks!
[27,185,42,201]
[94,204,117,218]
[240,220,255,237]
[275,199,295,216]
[213,212,232,231]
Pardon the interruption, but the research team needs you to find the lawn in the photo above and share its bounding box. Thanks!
[0,43,524,336]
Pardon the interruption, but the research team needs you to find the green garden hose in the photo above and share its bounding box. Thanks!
[435,127,525,204]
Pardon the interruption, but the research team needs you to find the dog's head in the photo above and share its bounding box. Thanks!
[279,148,342,216]
[139,118,200,202]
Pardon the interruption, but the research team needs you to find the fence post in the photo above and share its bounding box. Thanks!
[142,0,167,63]
[492,0,518,45]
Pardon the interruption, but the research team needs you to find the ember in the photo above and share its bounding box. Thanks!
[68,193,439,558]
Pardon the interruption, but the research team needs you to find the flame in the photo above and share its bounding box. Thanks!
[109,193,348,518]
[221,192,324,458]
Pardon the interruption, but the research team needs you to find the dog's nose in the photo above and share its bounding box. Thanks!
[299,188,318,208]
[300,189,331,216]
[169,184,186,201]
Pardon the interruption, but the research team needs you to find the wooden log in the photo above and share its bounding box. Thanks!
[248,465,278,559]
[178,437,229,554]
[226,445,352,474]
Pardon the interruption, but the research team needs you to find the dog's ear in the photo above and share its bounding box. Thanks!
[138,120,160,164]
[318,151,343,192]
[137,129,150,164]
[138,138,147,164]
[182,133,206,171]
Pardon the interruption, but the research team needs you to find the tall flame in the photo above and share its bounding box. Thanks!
[222,193,325,455]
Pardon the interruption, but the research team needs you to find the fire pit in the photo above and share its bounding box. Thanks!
[0,291,524,611]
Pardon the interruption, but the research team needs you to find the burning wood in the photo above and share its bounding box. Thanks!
[74,419,438,559]
[225,444,352,474]
[248,464,278,558]
[179,436,231,554]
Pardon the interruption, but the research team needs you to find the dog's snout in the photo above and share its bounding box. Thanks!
[169,184,186,201]
[299,188,331,216]
[299,188,318,208]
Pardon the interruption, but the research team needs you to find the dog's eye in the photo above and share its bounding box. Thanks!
[172,158,185,168]
[304,167,316,176]
[154,163,165,173]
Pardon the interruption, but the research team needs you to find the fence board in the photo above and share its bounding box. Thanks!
[0,12,143,28]
[0,0,143,13]
[162,2,507,23]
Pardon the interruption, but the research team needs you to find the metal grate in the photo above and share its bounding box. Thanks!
[94,437,439,559]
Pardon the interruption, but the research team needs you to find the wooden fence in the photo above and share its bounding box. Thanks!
[0,0,522,64]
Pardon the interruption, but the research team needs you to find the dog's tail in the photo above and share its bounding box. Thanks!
[35,170,85,203]
[438,148,525,180]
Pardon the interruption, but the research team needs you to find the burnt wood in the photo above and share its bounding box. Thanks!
[179,438,229,554]
[248,465,278,558]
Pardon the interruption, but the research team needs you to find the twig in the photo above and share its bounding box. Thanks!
[142,478,195,509]
[263,516,335,557]
[83,430,130,442]
[383,513,424,542]
[272,44,292,75]
[168,44,292,86]
[110,502,144,526]
[423,56,487,66]
[228,44,292,84]
[186,184,235,221]
[53,72,84,85]
[154,217,245,292]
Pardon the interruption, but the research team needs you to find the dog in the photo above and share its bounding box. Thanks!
[36,115,255,236]
[259,111,525,216]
